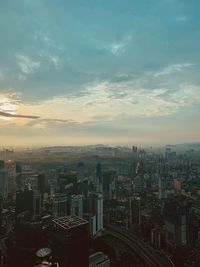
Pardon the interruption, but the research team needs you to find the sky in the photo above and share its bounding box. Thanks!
[0,0,200,147]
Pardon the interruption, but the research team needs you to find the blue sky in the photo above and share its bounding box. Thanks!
[0,0,199,147]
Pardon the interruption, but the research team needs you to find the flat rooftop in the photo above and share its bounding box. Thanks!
[52,215,88,230]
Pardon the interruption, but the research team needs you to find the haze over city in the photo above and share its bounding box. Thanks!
[0,0,200,146]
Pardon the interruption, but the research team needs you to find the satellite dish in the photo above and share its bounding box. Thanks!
[36,248,51,258]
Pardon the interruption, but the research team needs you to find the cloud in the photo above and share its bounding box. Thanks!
[107,35,132,56]
[0,111,40,119]
[15,54,40,75]
[153,63,194,77]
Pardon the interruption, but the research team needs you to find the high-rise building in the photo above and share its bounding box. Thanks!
[129,196,141,226]
[0,160,4,170]
[52,216,89,267]
[134,175,145,193]
[37,174,46,195]
[158,176,166,200]
[52,193,68,217]
[88,193,103,234]
[96,163,102,184]
[0,169,8,199]
[70,195,83,218]
[164,198,191,248]
[33,191,41,220]
[0,196,2,233]
[77,162,85,180]
[16,187,33,215]
[103,171,116,200]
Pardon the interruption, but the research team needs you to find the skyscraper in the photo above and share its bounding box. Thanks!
[164,198,191,248]
[52,193,68,217]
[52,216,89,267]
[16,189,32,216]
[158,176,166,200]
[0,169,8,199]
[70,194,83,218]
[37,174,46,195]
[88,192,103,234]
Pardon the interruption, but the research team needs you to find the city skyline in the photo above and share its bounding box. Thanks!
[0,0,200,147]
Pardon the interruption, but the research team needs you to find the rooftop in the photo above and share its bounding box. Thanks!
[52,215,88,230]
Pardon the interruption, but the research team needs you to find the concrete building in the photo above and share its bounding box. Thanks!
[52,216,89,267]
[164,198,191,248]
[158,176,166,200]
[129,196,141,226]
[88,193,103,235]
[70,194,83,218]
[52,193,68,217]
[89,251,110,267]
[0,169,8,199]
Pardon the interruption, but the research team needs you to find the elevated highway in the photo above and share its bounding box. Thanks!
[105,224,175,267]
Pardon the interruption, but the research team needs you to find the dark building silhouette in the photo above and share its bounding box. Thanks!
[15,187,41,219]
[37,174,46,195]
[96,163,102,184]
[164,197,192,248]
[77,162,85,180]
[52,216,89,267]
[6,212,50,267]
[0,160,4,170]
[16,188,34,216]
[0,196,2,233]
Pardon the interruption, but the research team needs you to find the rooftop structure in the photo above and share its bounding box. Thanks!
[52,215,88,231]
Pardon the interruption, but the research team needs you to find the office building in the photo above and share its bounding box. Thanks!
[33,191,41,220]
[77,162,85,180]
[96,163,103,184]
[52,216,89,267]
[164,198,191,248]
[0,196,2,233]
[103,171,116,200]
[37,174,46,195]
[158,176,166,200]
[129,196,141,226]
[70,194,83,218]
[0,169,8,199]
[88,193,103,234]
[134,175,144,193]
[0,160,4,170]
[52,193,68,217]
[15,188,34,216]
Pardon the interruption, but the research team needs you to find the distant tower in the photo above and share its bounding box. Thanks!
[134,175,144,193]
[37,174,46,195]
[0,160,4,170]
[77,162,85,180]
[15,188,34,216]
[0,169,8,199]
[96,163,103,192]
[88,192,103,234]
[0,195,2,233]
[158,176,166,200]
[132,146,138,159]
[33,191,41,220]
[164,198,191,247]
[96,163,102,183]
[130,196,141,226]
[52,193,68,217]
[70,195,83,218]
